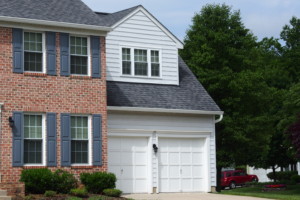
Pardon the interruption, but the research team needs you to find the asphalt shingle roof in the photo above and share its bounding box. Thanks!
[107,57,221,112]
[95,6,140,27]
[0,0,108,26]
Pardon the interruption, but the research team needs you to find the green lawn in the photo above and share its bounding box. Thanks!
[220,185,300,200]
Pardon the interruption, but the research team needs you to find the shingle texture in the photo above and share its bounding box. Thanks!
[107,57,221,111]
[95,6,140,27]
[0,0,107,26]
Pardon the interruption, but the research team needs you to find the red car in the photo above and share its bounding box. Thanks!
[221,170,258,189]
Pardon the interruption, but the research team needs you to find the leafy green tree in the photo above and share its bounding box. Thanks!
[180,4,274,191]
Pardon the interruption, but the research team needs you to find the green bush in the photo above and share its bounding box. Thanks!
[20,168,53,194]
[70,188,88,198]
[53,169,77,193]
[103,189,122,197]
[80,172,116,194]
[291,174,300,183]
[267,171,298,182]
[20,168,77,194]
[88,196,106,200]
[67,197,82,200]
[44,190,56,197]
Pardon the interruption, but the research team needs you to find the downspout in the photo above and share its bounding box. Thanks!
[215,114,223,123]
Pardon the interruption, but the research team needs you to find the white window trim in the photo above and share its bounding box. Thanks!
[70,115,92,166]
[23,31,46,74]
[23,113,46,167]
[69,35,91,77]
[120,46,162,78]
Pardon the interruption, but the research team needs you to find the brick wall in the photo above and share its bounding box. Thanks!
[0,27,107,195]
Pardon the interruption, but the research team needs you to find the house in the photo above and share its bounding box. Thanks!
[0,0,222,196]
[97,6,223,193]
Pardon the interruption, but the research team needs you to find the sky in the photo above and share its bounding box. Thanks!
[82,0,300,42]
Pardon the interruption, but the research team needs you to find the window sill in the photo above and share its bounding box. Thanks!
[71,165,94,169]
[24,72,47,77]
[70,75,92,80]
[22,166,47,169]
[120,75,162,80]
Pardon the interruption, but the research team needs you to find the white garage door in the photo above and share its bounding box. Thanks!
[108,137,149,193]
[159,138,205,192]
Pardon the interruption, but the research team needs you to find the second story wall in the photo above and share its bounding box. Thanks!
[106,9,180,85]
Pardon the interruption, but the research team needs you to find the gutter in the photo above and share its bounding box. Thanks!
[108,106,224,115]
[0,16,112,32]
[215,114,223,123]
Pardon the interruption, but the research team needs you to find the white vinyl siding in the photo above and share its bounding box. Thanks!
[106,10,179,85]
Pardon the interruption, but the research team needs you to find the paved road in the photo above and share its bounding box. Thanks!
[123,193,274,200]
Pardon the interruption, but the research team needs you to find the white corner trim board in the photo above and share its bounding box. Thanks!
[108,106,224,115]
[0,102,3,113]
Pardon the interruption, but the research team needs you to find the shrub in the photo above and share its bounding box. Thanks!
[44,190,56,197]
[103,189,122,197]
[88,197,106,200]
[291,174,300,183]
[20,168,53,194]
[67,197,82,200]
[267,171,298,182]
[80,172,116,194]
[53,169,77,193]
[70,188,88,198]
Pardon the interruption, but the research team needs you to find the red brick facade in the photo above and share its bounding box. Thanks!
[0,27,107,195]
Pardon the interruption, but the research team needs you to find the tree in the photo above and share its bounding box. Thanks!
[180,4,274,191]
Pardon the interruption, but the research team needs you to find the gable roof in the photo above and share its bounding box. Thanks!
[0,0,111,30]
[107,57,221,113]
[95,5,183,49]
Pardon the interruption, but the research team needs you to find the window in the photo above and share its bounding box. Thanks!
[121,47,160,77]
[23,114,45,164]
[71,116,90,164]
[151,50,160,77]
[134,49,148,76]
[122,48,131,75]
[24,32,45,72]
[70,36,89,75]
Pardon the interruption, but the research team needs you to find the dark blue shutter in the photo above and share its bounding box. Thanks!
[92,114,102,166]
[46,32,56,75]
[47,113,57,166]
[12,29,23,73]
[91,36,101,78]
[60,33,70,76]
[12,111,23,166]
[61,113,71,166]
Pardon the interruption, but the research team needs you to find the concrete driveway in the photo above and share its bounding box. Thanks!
[123,193,273,200]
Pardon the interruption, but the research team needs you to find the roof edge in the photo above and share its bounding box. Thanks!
[108,106,224,115]
[111,6,183,49]
[0,16,112,31]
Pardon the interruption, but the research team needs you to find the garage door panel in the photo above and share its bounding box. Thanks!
[121,152,133,165]
[135,152,147,164]
[182,179,192,191]
[160,153,168,164]
[135,166,147,178]
[109,166,121,177]
[181,153,192,164]
[169,179,180,192]
[169,166,180,177]
[192,152,203,164]
[108,138,121,149]
[193,179,202,190]
[122,180,134,193]
[193,166,203,177]
[182,166,192,177]
[108,152,121,165]
[169,153,180,164]
[160,166,168,178]
[135,179,148,192]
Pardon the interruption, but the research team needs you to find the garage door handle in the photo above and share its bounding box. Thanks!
[121,169,123,174]
[180,169,182,174]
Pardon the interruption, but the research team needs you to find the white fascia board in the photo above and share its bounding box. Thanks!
[0,16,112,32]
[108,106,224,115]
[111,7,184,49]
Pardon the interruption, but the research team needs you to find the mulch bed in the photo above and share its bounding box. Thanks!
[262,184,287,192]
[12,194,127,200]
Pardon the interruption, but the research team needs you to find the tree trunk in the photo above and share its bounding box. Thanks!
[216,165,222,192]
[272,165,277,182]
